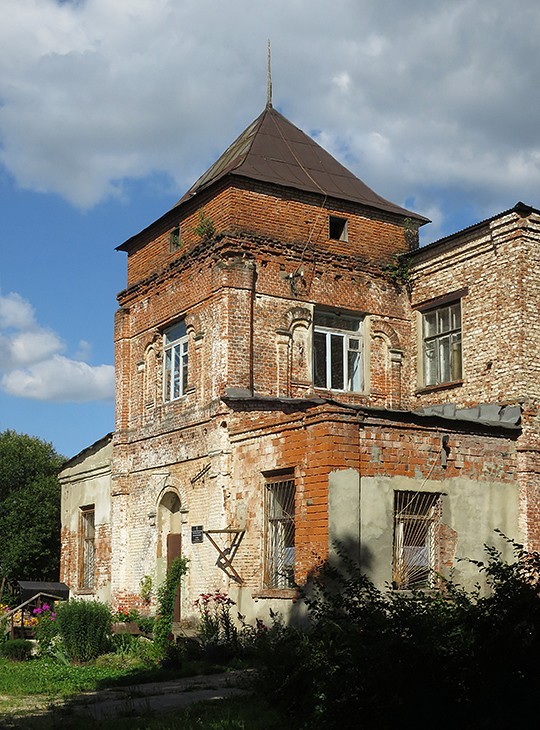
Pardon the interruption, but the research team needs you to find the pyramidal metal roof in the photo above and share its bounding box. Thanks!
[175,105,427,222]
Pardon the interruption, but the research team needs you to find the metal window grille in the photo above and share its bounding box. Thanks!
[392,491,441,590]
[80,507,95,590]
[265,476,295,588]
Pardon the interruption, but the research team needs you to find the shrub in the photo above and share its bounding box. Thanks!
[136,614,155,635]
[1,639,33,661]
[154,557,189,655]
[194,592,237,644]
[57,600,112,663]
[252,538,540,729]
[110,632,159,664]
[32,603,60,656]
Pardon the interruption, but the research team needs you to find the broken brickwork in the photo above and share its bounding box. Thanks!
[60,107,537,621]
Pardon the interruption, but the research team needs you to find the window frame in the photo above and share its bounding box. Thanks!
[163,321,189,402]
[79,505,95,591]
[421,300,462,387]
[313,310,363,393]
[328,215,348,242]
[169,225,181,252]
[392,491,441,591]
[264,472,296,590]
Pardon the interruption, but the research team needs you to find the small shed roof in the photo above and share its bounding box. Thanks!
[17,581,70,604]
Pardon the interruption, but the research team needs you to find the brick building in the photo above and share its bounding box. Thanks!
[60,103,539,622]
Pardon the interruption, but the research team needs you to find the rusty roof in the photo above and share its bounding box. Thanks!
[175,105,428,222]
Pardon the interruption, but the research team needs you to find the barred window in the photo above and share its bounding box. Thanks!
[79,506,95,590]
[392,491,441,590]
[265,473,295,589]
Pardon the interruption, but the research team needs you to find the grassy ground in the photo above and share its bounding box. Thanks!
[0,658,286,729]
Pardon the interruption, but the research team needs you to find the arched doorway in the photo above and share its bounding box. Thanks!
[157,490,182,622]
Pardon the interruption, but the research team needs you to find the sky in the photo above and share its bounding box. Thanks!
[1,0,540,459]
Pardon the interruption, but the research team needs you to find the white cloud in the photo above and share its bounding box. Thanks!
[0,291,114,402]
[8,330,64,368]
[0,0,540,232]
[0,292,36,330]
[2,355,114,403]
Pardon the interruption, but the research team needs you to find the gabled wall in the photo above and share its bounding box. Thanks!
[59,435,112,604]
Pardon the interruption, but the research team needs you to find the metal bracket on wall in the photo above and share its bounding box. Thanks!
[203,529,245,583]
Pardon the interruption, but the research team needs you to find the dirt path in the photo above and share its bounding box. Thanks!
[0,670,252,727]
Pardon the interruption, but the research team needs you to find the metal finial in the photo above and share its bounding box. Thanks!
[267,39,272,108]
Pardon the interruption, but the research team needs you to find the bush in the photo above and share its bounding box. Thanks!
[1,639,33,661]
[252,538,540,729]
[33,603,60,656]
[57,600,112,663]
[136,614,155,635]
[194,591,238,661]
[110,633,160,665]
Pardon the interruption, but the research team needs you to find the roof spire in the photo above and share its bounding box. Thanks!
[266,39,273,108]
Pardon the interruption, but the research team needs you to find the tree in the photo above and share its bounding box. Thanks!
[0,430,65,587]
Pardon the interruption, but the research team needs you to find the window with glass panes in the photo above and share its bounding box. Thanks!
[163,321,188,401]
[313,311,363,392]
[79,506,95,590]
[265,474,296,589]
[392,491,441,590]
[422,302,462,386]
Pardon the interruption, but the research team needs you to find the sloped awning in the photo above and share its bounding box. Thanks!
[17,581,70,604]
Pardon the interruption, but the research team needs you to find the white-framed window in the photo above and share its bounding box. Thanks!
[265,473,296,589]
[313,310,363,392]
[422,301,462,386]
[163,321,188,402]
[79,505,95,591]
[392,491,441,590]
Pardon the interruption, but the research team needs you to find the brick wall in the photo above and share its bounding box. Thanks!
[409,207,540,551]
[106,177,537,616]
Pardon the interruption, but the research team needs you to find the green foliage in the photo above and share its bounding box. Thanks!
[252,539,540,729]
[33,607,61,656]
[140,574,153,604]
[154,557,189,654]
[0,638,33,661]
[57,600,112,662]
[382,253,412,290]
[136,614,155,635]
[0,656,129,697]
[109,633,160,664]
[112,605,141,623]
[193,210,216,241]
[0,429,65,583]
[194,591,239,663]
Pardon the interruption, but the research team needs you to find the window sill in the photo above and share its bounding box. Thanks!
[252,588,299,600]
[416,379,463,395]
[313,387,367,397]
[75,588,95,596]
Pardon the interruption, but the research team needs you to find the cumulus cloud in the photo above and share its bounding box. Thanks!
[0,0,540,238]
[2,355,114,402]
[0,291,114,402]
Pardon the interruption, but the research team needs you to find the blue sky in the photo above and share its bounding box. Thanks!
[1,0,540,458]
